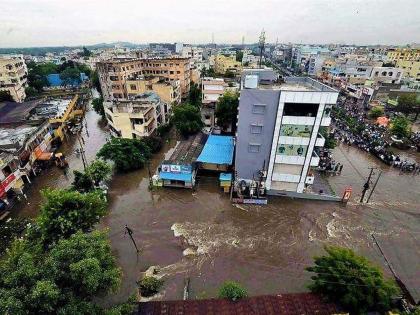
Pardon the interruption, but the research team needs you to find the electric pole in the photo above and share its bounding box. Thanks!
[125,224,139,253]
[366,170,382,203]
[77,134,87,171]
[360,167,374,203]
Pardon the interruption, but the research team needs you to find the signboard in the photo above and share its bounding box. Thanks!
[232,198,268,205]
[0,173,16,196]
[161,164,192,174]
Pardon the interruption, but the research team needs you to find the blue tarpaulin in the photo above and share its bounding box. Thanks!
[159,172,192,182]
[197,135,234,165]
[46,73,88,87]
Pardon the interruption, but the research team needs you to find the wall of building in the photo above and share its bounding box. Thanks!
[0,55,28,102]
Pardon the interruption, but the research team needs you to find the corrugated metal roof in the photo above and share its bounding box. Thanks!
[197,135,234,165]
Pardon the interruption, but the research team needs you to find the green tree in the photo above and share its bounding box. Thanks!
[86,159,112,186]
[0,231,121,314]
[82,47,92,57]
[218,281,248,301]
[224,70,235,78]
[37,189,107,246]
[142,135,163,154]
[91,70,102,94]
[319,127,336,149]
[172,103,203,136]
[306,246,399,314]
[368,106,384,120]
[215,92,239,132]
[0,217,30,255]
[97,138,152,172]
[0,90,13,102]
[391,116,411,138]
[72,170,94,193]
[396,93,417,117]
[236,50,244,62]
[188,82,202,106]
[138,276,164,297]
[92,97,105,119]
[60,67,81,86]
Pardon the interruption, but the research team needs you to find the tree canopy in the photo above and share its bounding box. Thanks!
[97,138,152,172]
[215,92,239,132]
[86,159,112,186]
[368,106,384,120]
[0,231,123,315]
[172,103,204,137]
[188,82,202,106]
[218,281,248,301]
[396,93,419,118]
[306,246,399,314]
[37,189,107,246]
[60,67,81,86]
[92,97,105,119]
[391,116,411,138]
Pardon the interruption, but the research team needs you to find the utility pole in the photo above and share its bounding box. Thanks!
[366,170,382,203]
[77,134,87,171]
[359,167,374,203]
[125,224,139,253]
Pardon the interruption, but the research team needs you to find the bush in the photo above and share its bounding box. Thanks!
[368,106,384,119]
[391,116,411,138]
[142,136,163,154]
[218,281,248,301]
[138,276,164,297]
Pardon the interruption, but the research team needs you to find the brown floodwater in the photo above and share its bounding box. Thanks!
[14,101,420,304]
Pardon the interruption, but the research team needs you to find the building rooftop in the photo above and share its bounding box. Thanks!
[197,135,234,165]
[0,124,38,149]
[0,100,43,124]
[260,77,338,93]
[164,133,207,165]
[136,293,342,315]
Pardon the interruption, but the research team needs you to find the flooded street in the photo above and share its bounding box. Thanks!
[15,101,420,303]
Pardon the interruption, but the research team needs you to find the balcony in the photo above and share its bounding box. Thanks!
[278,136,310,146]
[315,133,325,147]
[271,173,301,183]
[310,152,320,167]
[282,116,315,125]
[275,154,305,165]
[320,117,331,126]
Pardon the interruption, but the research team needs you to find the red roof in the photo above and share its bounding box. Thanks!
[137,293,342,315]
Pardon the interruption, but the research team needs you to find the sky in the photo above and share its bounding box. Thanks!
[0,0,419,48]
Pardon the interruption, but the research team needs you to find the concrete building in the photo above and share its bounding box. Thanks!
[213,55,242,74]
[181,46,203,63]
[125,76,181,105]
[201,77,227,128]
[97,57,191,101]
[235,76,338,197]
[387,48,420,62]
[396,60,420,81]
[0,55,28,102]
[104,92,170,139]
[370,67,403,84]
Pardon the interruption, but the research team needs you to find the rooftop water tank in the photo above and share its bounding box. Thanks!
[244,75,258,89]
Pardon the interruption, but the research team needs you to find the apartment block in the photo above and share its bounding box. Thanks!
[370,67,403,84]
[213,55,242,74]
[387,48,420,62]
[396,60,420,81]
[0,55,28,102]
[125,76,181,105]
[97,57,191,101]
[201,77,227,128]
[235,73,338,196]
[104,92,170,139]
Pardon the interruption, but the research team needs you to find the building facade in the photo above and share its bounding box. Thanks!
[213,55,242,74]
[104,92,170,139]
[0,55,28,102]
[201,77,227,129]
[235,76,338,196]
[387,48,420,62]
[97,57,191,101]
[125,76,181,105]
[396,60,420,81]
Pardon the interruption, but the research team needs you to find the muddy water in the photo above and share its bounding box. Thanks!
[15,103,420,303]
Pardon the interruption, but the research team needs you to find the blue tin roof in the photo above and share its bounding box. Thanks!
[197,135,234,165]
[46,72,88,87]
[219,173,232,181]
[159,171,192,182]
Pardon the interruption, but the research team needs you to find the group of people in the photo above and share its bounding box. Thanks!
[331,97,420,174]
[317,148,343,175]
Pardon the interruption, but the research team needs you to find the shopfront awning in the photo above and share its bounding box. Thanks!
[36,152,53,161]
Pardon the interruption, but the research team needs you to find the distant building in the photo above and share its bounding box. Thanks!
[104,92,170,139]
[180,46,203,63]
[201,77,227,128]
[97,57,191,100]
[0,55,28,102]
[235,74,338,197]
[370,67,403,84]
[396,60,420,81]
[387,48,420,62]
[125,76,181,105]
[213,54,242,74]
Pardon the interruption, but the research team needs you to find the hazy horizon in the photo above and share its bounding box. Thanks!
[1,0,419,48]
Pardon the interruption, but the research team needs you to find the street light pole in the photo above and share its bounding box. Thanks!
[77,134,87,171]
[366,170,382,203]
[125,224,139,253]
[360,167,374,203]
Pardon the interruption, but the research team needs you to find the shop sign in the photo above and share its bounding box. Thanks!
[0,173,16,192]
[342,186,352,203]
[161,164,192,174]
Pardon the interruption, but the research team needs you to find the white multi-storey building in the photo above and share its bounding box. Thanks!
[235,71,338,197]
[0,55,28,102]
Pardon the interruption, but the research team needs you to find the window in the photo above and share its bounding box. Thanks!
[250,124,263,134]
[283,103,319,117]
[170,71,174,74]
[248,143,261,153]
[130,84,137,90]
[252,104,266,114]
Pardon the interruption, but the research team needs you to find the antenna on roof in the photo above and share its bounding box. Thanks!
[258,29,266,68]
